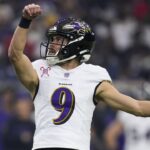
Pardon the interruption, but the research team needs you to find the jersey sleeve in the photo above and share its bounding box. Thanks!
[87,64,112,105]
[91,65,112,83]
[98,67,112,82]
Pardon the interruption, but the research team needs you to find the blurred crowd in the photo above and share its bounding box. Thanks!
[0,0,150,150]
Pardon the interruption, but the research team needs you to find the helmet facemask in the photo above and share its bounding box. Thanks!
[45,35,70,65]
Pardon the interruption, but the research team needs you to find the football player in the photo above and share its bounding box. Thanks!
[8,3,150,150]
[105,111,150,150]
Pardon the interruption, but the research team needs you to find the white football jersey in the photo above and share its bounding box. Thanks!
[118,111,150,150]
[32,59,111,150]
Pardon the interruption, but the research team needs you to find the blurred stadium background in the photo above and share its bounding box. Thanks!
[0,0,150,150]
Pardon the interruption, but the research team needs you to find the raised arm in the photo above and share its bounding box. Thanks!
[96,81,150,117]
[8,4,42,97]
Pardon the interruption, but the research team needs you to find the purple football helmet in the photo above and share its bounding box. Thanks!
[40,17,95,65]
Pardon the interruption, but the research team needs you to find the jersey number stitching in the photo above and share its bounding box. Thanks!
[51,87,75,125]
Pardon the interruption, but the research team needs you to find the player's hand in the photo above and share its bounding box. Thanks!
[22,3,42,20]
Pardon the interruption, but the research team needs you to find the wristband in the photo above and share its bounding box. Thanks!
[19,17,32,29]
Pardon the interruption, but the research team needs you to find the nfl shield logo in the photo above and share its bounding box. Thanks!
[64,73,70,78]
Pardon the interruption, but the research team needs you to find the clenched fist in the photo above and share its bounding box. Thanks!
[22,3,42,20]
